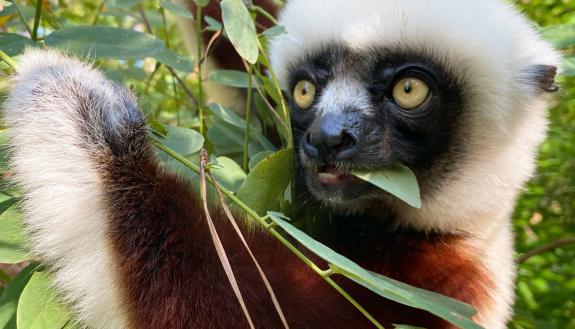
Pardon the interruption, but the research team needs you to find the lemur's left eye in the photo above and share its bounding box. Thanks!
[293,80,316,110]
[392,77,430,110]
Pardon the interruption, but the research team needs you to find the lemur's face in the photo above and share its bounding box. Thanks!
[287,46,463,204]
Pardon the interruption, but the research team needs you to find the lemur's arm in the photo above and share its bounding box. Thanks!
[3,49,317,329]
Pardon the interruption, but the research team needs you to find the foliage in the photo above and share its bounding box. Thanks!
[0,0,572,329]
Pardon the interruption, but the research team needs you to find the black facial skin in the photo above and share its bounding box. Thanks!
[286,45,465,206]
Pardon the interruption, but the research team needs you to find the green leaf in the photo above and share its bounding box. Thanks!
[353,165,422,208]
[220,0,259,64]
[210,157,246,192]
[0,265,35,329]
[249,151,274,171]
[262,26,287,38]
[267,212,482,329]
[45,26,165,59]
[194,0,210,7]
[0,33,36,56]
[17,271,72,329]
[0,1,15,17]
[204,16,222,32]
[108,0,141,9]
[207,103,261,132]
[236,149,294,215]
[562,57,575,77]
[160,0,193,19]
[153,125,204,157]
[0,204,30,264]
[542,24,575,49]
[153,48,194,72]
[208,70,261,88]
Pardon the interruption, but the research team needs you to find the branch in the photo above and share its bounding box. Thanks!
[517,236,575,263]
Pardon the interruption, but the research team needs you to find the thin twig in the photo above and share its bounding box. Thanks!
[518,236,575,263]
[14,2,33,37]
[195,5,206,136]
[243,63,254,171]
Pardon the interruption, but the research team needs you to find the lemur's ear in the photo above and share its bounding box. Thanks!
[528,64,559,93]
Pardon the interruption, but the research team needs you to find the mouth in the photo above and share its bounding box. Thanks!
[316,165,359,186]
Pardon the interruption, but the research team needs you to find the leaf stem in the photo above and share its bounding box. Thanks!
[195,5,206,136]
[243,63,254,171]
[0,50,19,72]
[31,0,43,41]
[250,5,279,25]
[14,2,33,37]
[256,41,293,148]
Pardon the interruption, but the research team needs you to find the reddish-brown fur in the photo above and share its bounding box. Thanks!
[103,148,491,329]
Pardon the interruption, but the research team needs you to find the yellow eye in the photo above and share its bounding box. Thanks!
[392,77,430,110]
[293,80,316,110]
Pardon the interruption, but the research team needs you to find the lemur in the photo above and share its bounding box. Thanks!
[3,0,559,328]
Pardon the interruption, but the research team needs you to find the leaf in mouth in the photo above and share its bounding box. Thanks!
[352,164,422,208]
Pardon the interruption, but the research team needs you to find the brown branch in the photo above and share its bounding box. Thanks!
[517,236,575,263]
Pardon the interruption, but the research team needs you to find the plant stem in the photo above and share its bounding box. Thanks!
[243,64,254,171]
[152,141,384,329]
[518,236,575,263]
[0,50,19,71]
[195,5,205,136]
[256,41,293,149]
[31,0,43,41]
[251,5,278,25]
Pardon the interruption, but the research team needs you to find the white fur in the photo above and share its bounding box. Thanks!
[3,49,128,329]
[270,1,560,327]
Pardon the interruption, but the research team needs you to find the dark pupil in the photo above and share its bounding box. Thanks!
[301,85,308,95]
[404,80,412,94]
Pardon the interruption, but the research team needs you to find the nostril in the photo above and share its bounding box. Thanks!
[333,131,358,160]
[302,132,319,157]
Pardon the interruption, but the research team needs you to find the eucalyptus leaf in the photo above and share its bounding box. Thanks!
[160,0,193,19]
[0,265,34,329]
[204,16,222,32]
[208,69,261,88]
[262,26,287,38]
[0,33,36,56]
[267,212,482,329]
[236,149,294,216]
[17,271,72,329]
[45,26,165,59]
[353,165,421,208]
[0,204,30,264]
[220,0,259,64]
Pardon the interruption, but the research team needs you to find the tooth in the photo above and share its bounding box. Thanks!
[318,172,339,180]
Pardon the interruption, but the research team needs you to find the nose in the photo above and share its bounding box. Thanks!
[302,119,359,161]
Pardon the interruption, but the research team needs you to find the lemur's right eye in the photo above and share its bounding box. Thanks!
[293,80,316,110]
[392,77,430,110]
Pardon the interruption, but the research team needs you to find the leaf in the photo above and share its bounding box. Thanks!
[267,212,483,329]
[236,149,294,216]
[0,203,30,264]
[45,26,165,59]
[210,157,246,192]
[153,48,194,72]
[204,16,222,32]
[562,56,575,77]
[153,125,204,157]
[160,0,193,19]
[0,1,15,18]
[262,26,287,38]
[194,0,210,7]
[249,151,274,171]
[0,33,36,56]
[220,0,259,64]
[208,70,261,88]
[0,265,35,329]
[207,103,261,132]
[107,0,141,9]
[353,165,422,208]
[542,24,575,49]
[17,271,72,329]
